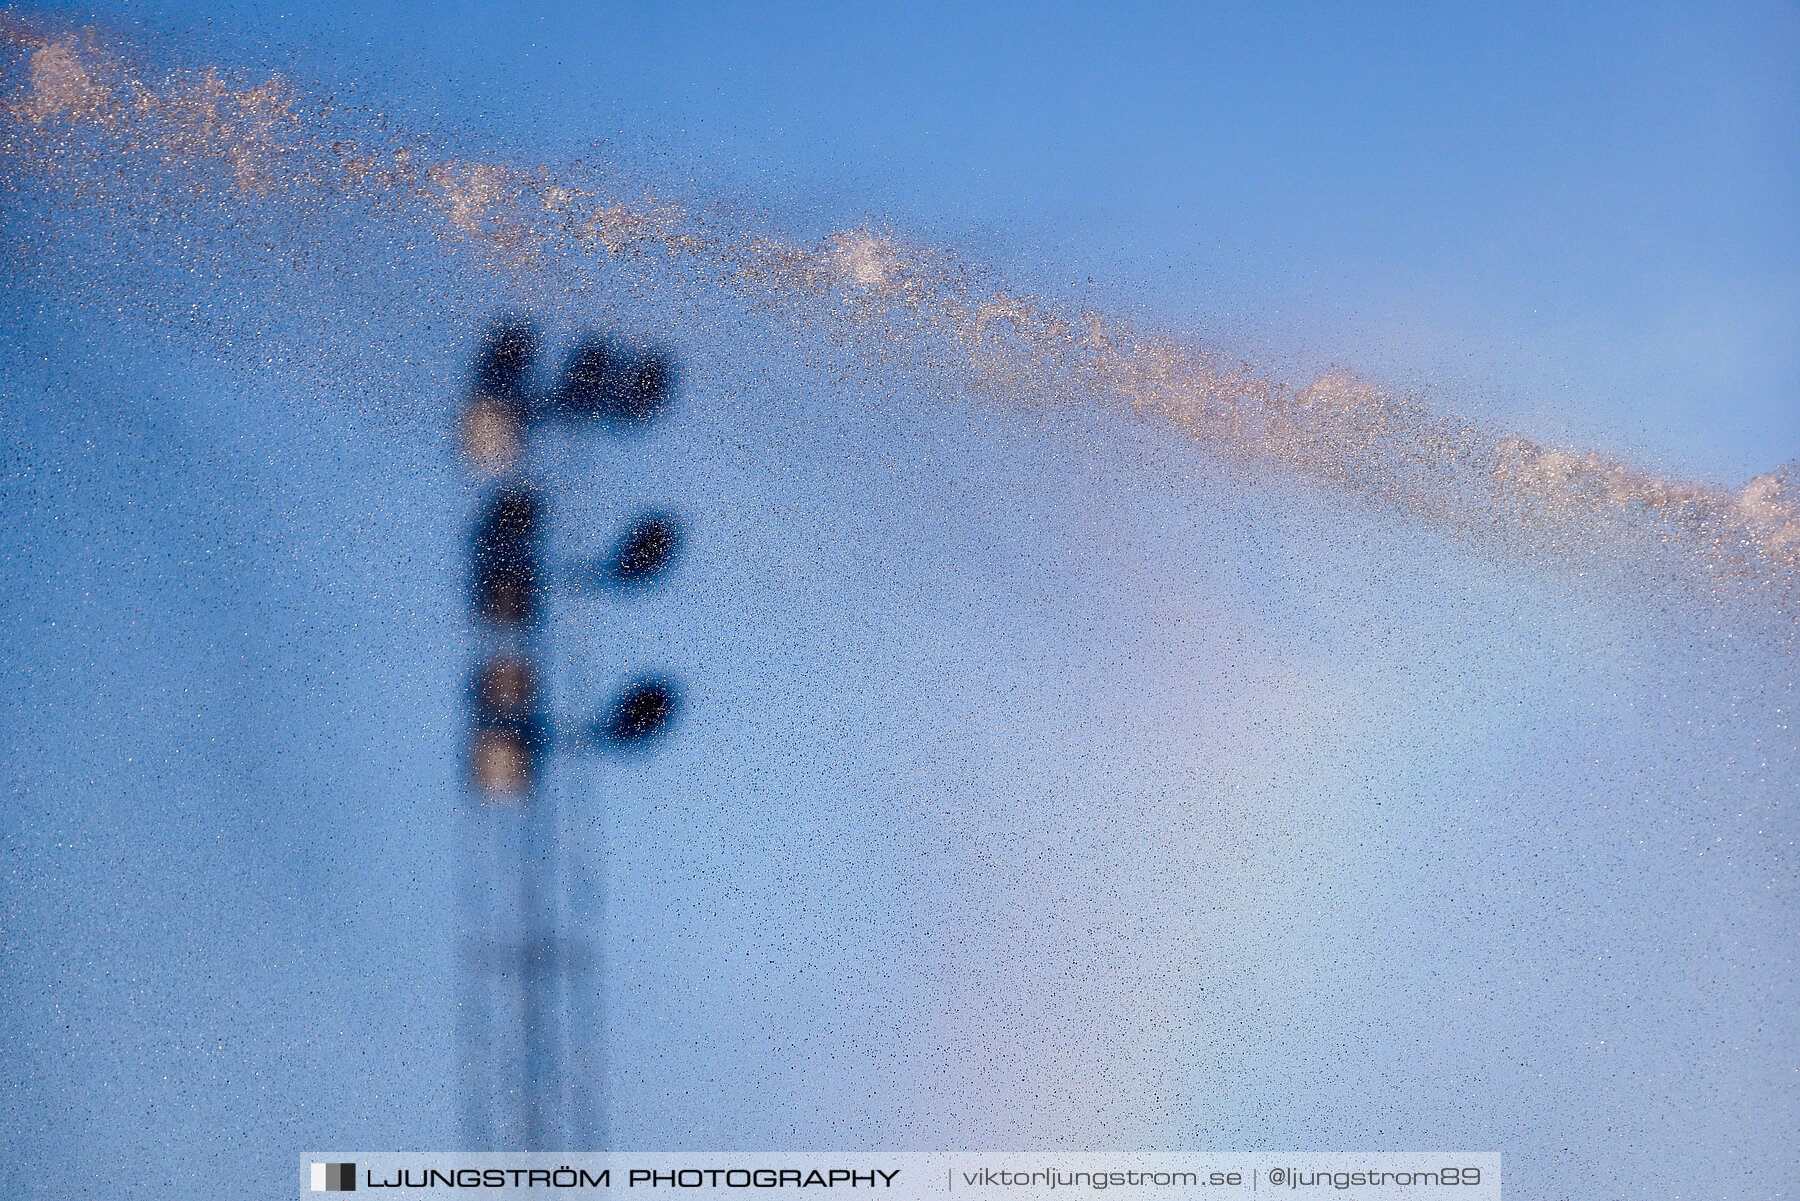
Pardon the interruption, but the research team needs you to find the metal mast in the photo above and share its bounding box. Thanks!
[455,319,682,1150]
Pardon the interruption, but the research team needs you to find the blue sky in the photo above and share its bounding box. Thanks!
[215,0,1800,478]
[2,2,1796,1198]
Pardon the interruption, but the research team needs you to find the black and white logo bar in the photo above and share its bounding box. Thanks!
[311,1163,356,1192]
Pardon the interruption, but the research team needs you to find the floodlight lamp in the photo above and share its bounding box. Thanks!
[472,319,540,402]
[472,487,543,625]
[597,678,682,749]
[471,728,534,798]
[459,398,523,474]
[609,513,683,583]
[614,351,676,426]
[552,337,677,429]
[476,656,536,718]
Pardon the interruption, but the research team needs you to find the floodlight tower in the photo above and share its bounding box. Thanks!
[456,319,682,1151]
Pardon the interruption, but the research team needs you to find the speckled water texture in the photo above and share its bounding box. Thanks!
[1,9,1795,1201]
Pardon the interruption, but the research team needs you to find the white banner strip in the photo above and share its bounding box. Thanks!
[300,1153,1500,1200]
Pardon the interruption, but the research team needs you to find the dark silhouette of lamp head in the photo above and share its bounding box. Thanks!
[597,677,682,750]
[471,318,540,409]
[552,336,678,431]
[609,513,682,583]
[471,486,544,625]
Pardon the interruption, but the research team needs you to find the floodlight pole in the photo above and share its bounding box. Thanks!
[456,321,681,1152]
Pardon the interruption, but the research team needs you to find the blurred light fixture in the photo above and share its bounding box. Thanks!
[598,678,682,748]
[457,317,685,1151]
[470,727,534,797]
[476,656,536,717]
[472,486,543,625]
[553,337,677,430]
[608,512,683,584]
[459,319,540,474]
[473,320,539,398]
[460,399,524,474]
